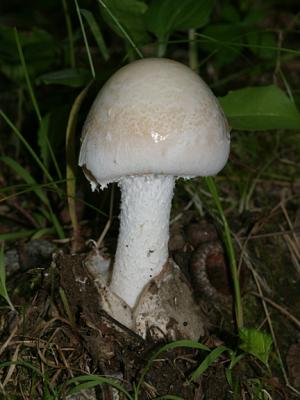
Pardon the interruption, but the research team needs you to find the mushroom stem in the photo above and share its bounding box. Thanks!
[110,175,175,308]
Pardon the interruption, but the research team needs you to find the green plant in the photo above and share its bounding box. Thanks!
[0,242,14,310]
[0,0,299,397]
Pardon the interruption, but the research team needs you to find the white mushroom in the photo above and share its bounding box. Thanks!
[79,58,230,309]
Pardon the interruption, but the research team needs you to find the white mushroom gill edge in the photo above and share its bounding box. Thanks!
[109,174,175,308]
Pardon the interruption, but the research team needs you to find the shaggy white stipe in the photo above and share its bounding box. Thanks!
[110,175,175,308]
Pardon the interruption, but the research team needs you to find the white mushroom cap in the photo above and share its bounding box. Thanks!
[79,58,230,188]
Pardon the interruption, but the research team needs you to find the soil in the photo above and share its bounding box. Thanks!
[1,210,300,399]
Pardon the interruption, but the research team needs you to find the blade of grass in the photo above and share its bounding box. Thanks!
[1,156,48,204]
[0,156,64,239]
[74,0,95,78]
[186,33,243,330]
[205,176,243,330]
[61,0,76,68]
[31,227,55,239]
[135,340,210,397]
[66,375,133,399]
[0,180,66,197]
[14,27,42,123]
[15,28,63,179]
[0,110,56,188]
[7,28,61,178]
[66,81,92,244]
[48,208,65,239]
[80,9,110,61]
[0,180,108,217]
[97,0,143,59]
[189,345,229,382]
[38,114,63,180]
[0,230,37,241]
[59,287,76,327]
[195,32,300,56]
[0,242,15,310]
[0,360,58,397]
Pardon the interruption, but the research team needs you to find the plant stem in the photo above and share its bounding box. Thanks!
[188,29,198,72]
[74,0,95,78]
[187,28,243,330]
[61,0,76,68]
[14,28,42,123]
[205,177,243,329]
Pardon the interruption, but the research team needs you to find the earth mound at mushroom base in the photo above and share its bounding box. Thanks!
[57,253,207,399]
[60,251,205,341]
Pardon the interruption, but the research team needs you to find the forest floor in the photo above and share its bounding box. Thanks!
[1,129,300,399]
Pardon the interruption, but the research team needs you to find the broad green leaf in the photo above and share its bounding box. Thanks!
[36,68,92,87]
[239,328,272,365]
[80,9,109,61]
[100,0,149,45]
[219,85,300,131]
[146,0,215,40]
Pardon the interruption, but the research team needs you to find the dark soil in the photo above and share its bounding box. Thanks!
[1,207,300,399]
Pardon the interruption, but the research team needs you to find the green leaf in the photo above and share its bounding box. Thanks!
[36,68,92,87]
[239,328,272,365]
[219,85,300,131]
[146,0,215,40]
[80,9,109,61]
[100,0,149,45]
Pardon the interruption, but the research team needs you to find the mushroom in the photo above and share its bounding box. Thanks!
[79,58,230,311]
